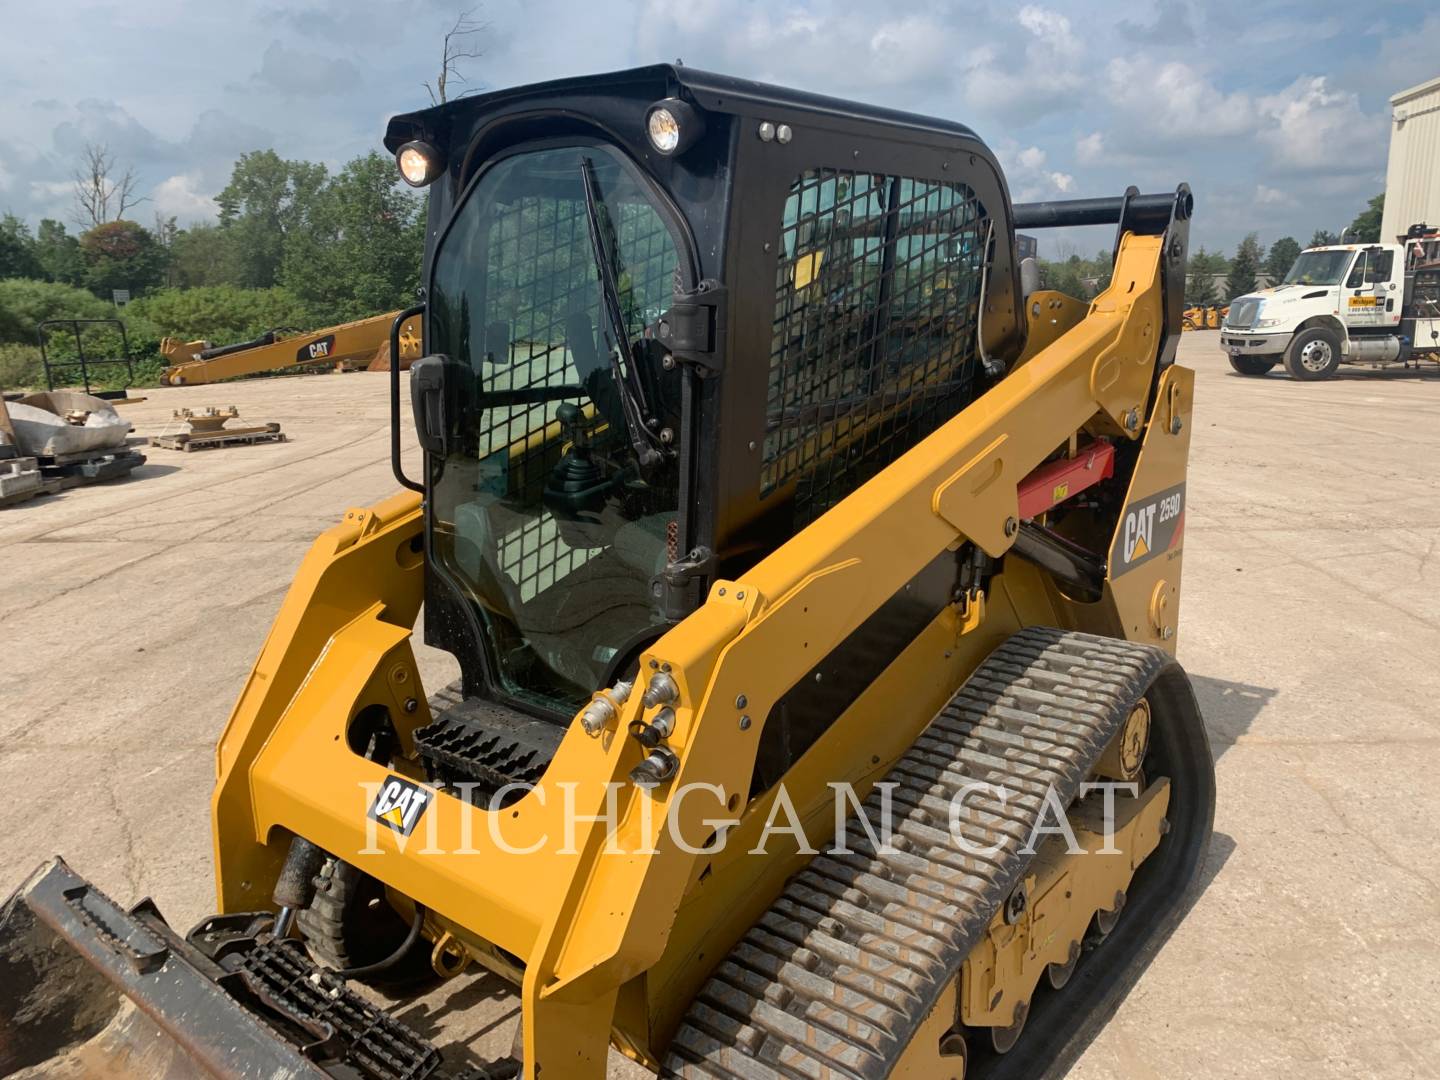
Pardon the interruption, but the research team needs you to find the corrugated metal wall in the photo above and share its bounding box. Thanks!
[1382,75,1440,242]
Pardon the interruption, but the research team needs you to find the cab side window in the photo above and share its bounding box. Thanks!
[762,168,989,526]
[1364,251,1393,284]
[1345,254,1366,289]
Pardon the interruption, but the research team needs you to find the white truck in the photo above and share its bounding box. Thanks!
[1221,225,1440,379]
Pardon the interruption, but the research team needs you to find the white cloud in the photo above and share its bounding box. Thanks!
[1016,5,1080,58]
[1104,58,1253,137]
[1255,76,1383,172]
[1099,61,1385,185]
[960,5,1086,123]
[997,141,1076,201]
[1254,184,1294,207]
[152,173,219,223]
[1075,132,1105,164]
[633,2,954,100]
[1016,145,1048,170]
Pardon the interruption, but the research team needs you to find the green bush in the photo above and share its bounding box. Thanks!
[125,285,313,345]
[0,342,44,391]
[0,277,114,344]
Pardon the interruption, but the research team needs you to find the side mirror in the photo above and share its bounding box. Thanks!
[410,354,459,456]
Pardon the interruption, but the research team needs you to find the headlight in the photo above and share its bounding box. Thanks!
[396,140,444,187]
[645,98,704,156]
[647,108,681,153]
[1253,318,1283,328]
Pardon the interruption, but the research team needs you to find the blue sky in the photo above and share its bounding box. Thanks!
[1,0,1435,259]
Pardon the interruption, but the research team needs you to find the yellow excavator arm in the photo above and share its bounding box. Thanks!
[159,311,423,386]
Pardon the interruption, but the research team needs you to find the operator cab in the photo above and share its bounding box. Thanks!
[384,66,1021,781]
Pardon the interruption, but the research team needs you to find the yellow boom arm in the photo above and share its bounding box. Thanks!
[159,311,422,386]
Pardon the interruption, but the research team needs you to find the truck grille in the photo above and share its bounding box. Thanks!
[1225,298,1261,328]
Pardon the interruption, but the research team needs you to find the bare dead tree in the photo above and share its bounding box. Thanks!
[424,8,487,105]
[72,143,146,229]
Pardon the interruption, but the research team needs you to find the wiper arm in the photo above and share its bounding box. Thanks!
[579,157,663,468]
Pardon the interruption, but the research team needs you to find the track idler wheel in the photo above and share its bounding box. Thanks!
[990,1002,1028,1054]
[1046,940,1082,990]
[1089,889,1128,943]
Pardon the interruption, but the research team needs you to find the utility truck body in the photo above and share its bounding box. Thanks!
[1221,226,1440,379]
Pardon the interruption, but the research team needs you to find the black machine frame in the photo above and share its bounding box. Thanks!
[36,318,136,399]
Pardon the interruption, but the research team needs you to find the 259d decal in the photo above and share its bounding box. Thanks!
[1110,483,1185,576]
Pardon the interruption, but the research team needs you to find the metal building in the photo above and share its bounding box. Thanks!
[1381,75,1440,241]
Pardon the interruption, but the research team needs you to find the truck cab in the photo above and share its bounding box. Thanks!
[1221,228,1440,379]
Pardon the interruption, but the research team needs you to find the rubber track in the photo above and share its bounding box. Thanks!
[663,627,1170,1080]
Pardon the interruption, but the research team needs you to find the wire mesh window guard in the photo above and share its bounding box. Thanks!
[762,169,989,526]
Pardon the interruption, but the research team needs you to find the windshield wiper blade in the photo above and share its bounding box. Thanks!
[579,157,663,468]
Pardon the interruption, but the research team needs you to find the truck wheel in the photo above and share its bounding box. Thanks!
[1283,327,1341,380]
[1228,355,1276,376]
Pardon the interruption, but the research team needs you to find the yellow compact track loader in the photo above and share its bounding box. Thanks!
[1,66,1215,1080]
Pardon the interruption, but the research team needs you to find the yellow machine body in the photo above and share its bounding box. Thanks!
[211,230,1193,1077]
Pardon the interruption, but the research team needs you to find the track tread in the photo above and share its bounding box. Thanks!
[662,628,1171,1080]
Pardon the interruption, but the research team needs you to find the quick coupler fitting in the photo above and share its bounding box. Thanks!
[580,679,634,736]
[628,706,676,749]
[641,671,679,709]
[630,746,680,787]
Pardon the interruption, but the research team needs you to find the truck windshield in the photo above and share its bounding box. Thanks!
[426,144,682,716]
[1283,250,1352,286]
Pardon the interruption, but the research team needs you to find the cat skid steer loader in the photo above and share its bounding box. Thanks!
[0,66,1214,1080]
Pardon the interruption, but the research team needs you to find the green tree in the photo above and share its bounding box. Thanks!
[1310,229,1338,247]
[126,285,310,344]
[0,215,43,279]
[1091,248,1113,294]
[1225,233,1262,300]
[1346,193,1384,243]
[0,277,113,343]
[217,150,328,288]
[78,220,169,298]
[1185,246,1227,305]
[34,219,85,286]
[0,342,45,390]
[280,151,425,322]
[1263,237,1302,283]
[1036,254,1092,299]
[167,222,239,288]
[1187,274,1217,307]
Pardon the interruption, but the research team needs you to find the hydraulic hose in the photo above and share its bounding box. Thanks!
[333,902,428,980]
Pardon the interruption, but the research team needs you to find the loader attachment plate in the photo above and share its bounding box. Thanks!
[0,858,444,1079]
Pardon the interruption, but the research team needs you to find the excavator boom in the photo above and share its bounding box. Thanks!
[159,311,422,386]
